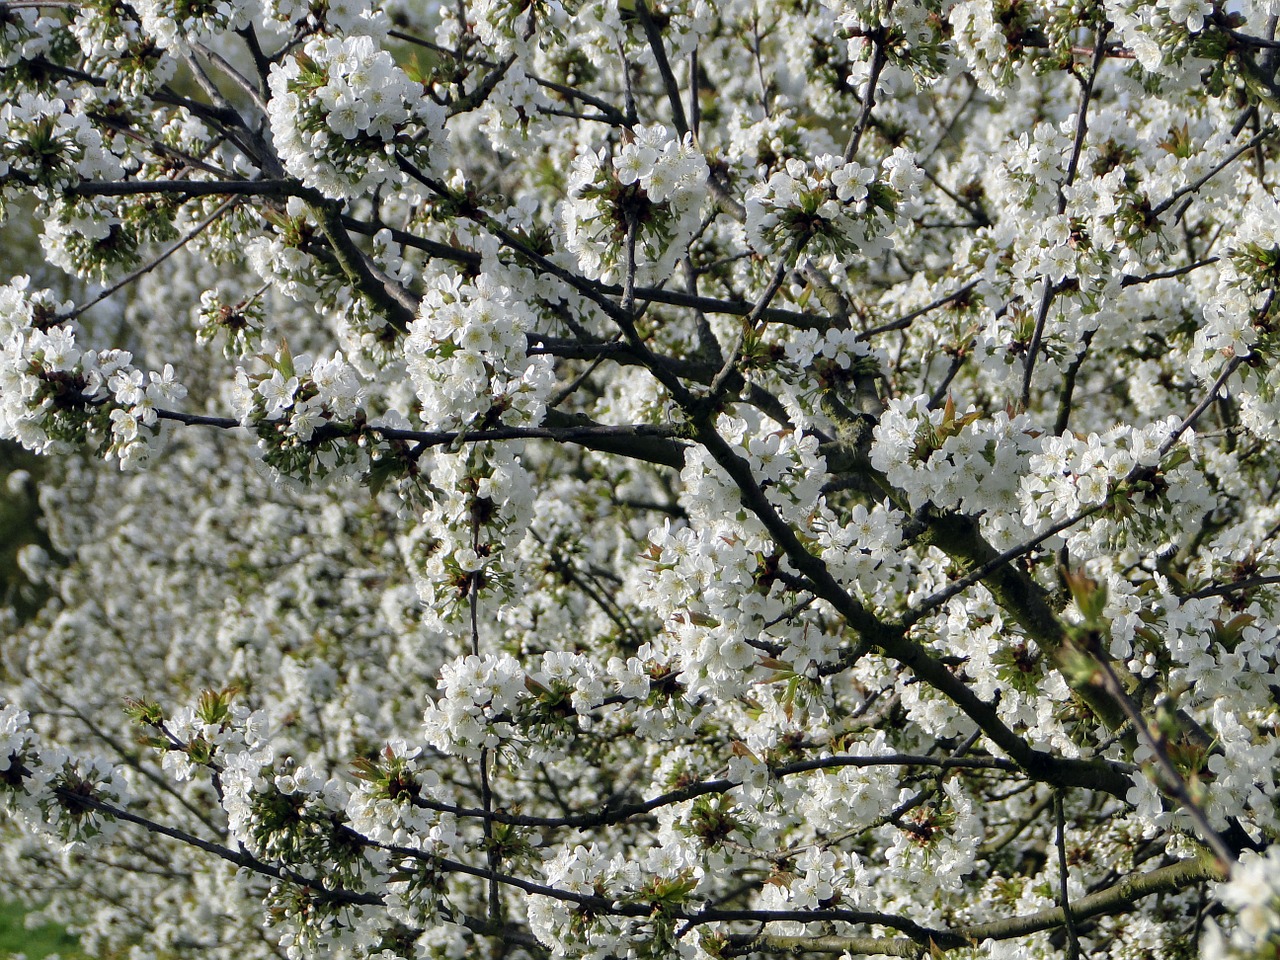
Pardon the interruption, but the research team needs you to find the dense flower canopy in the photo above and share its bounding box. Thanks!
[6,0,1280,958]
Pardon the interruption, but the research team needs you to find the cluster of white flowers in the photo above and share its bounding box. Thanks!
[994,120,1076,213]
[0,702,128,850]
[266,35,446,200]
[423,646,667,760]
[744,149,921,262]
[1022,423,1165,515]
[425,648,631,760]
[0,93,123,199]
[0,702,29,759]
[230,344,366,481]
[832,0,946,88]
[470,0,570,57]
[757,845,863,920]
[0,703,41,826]
[1204,847,1280,958]
[1106,0,1204,76]
[405,445,535,630]
[527,839,700,960]
[243,201,345,308]
[65,4,174,97]
[0,277,186,467]
[202,712,397,959]
[796,733,900,834]
[870,398,1036,517]
[1194,195,1280,439]
[214,712,300,854]
[422,652,526,759]
[778,324,870,372]
[40,198,140,281]
[404,273,554,431]
[949,0,1024,95]
[635,423,859,707]
[1018,418,1211,555]
[809,499,908,598]
[706,413,829,527]
[154,702,240,781]
[196,286,267,358]
[464,63,544,152]
[346,739,449,849]
[131,0,255,51]
[884,779,983,898]
[0,3,52,70]
[563,124,708,285]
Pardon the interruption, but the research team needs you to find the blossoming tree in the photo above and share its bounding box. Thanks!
[6,0,1280,957]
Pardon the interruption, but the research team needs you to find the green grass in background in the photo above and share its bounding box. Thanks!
[0,901,83,959]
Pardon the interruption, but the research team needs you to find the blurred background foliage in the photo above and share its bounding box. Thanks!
[1,168,84,960]
[0,440,53,627]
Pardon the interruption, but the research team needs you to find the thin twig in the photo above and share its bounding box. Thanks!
[1091,656,1236,870]
[859,281,979,339]
[1151,124,1276,219]
[1157,355,1245,458]
[1187,574,1280,601]
[843,6,894,163]
[470,501,500,922]
[1055,791,1082,960]
[61,197,240,321]
[1021,27,1108,408]
[708,233,807,399]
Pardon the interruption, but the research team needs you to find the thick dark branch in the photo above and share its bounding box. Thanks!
[447,54,517,116]
[756,858,1221,955]
[727,934,922,957]
[408,752,1018,830]
[1054,326,1098,435]
[843,21,891,163]
[23,57,244,128]
[311,201,418,328]
[689,415,1132,797]
[340,210,830,328]
[1120,257,1220,287]
[1092,656,1236,868]
[959,857,1223,943]
[67,179,297,198]
[1187,573,1280,600]
[636,0,690,138]
[378,838,956,944]
[338,214,484,269]
[152,408,690,469]
[905,509,1125,732]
